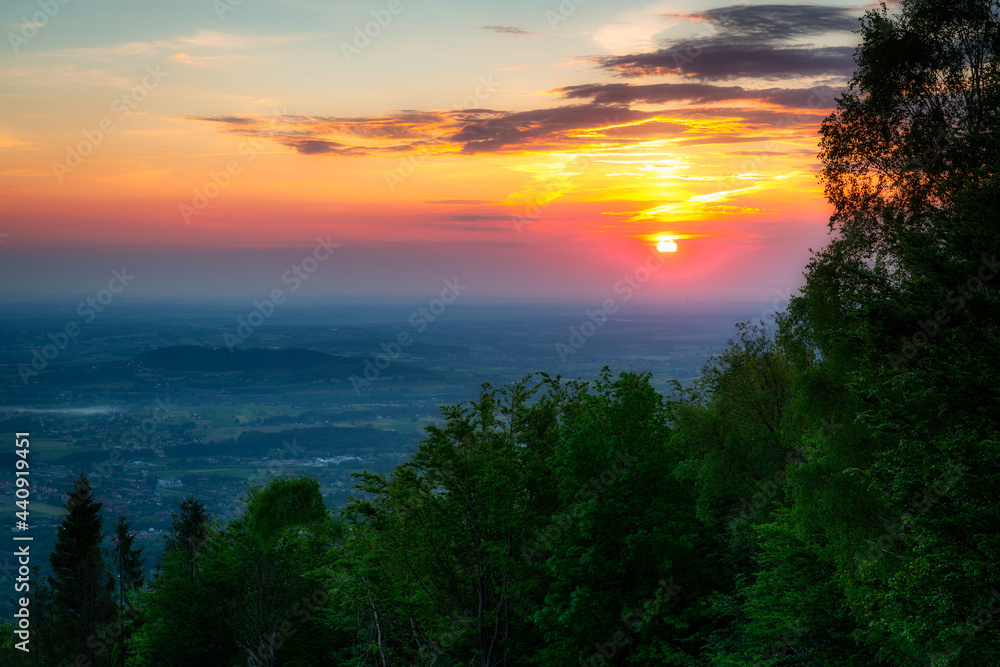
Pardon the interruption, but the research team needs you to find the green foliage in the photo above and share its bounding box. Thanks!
[245,475,326,546]
[531,370,722,666]
[131,480,337,667]
[129,502,235,667]
[779,1,1000,663]
[337,377,561,665]
[162,496,209,584]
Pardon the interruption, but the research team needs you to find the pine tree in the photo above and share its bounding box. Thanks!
[110,515,144,667]
[48,473,115,664]
[163,496,209,584]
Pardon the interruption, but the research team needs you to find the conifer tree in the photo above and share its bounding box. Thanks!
[48,473,115,664]
[163,496,209,583]
[110,514,144,667]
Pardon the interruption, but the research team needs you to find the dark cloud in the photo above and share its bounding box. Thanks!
[194,77,837,157]
[600,46,856,80]
[195,4,851,157]
[557,82,842,107]
[450,104,653,154]
[674,134,787,147]
[600,3,859,80]
[727,149,815,157]
[480,25,535,36]
[694,4,859,41]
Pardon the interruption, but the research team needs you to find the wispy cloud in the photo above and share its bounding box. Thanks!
[480,25,536,36]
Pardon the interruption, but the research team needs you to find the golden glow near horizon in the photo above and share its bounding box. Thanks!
[0,0,854,300]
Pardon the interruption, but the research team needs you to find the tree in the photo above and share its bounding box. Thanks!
[130,500,234,666]
[48,474,115,665]
[208,477,333,667]
[162,496,209,584]
[819,0,1000,260]
[131,481,336,667]
[532,370,723,666]
[244,475,326,546]
[109,515,144,667]
[783,0,1000,661]
[341,377,561,665]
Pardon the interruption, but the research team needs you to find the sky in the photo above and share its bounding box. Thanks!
[0,0,878,303]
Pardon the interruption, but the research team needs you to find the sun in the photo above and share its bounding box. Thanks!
[656,239,678,253]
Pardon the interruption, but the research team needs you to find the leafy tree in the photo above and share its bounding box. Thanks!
[205,477,334,667]
[245,475,326,546]
[532,370,723,666]
[819,0,1000,261]
[733,514,883,666]
[783,0,1000,661]
[132,480,337,666]
[341,377,561,665]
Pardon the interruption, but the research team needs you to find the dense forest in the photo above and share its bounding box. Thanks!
[5,0,1000,664]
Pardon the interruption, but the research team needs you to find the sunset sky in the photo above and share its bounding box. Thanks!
[0,0,874,302]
